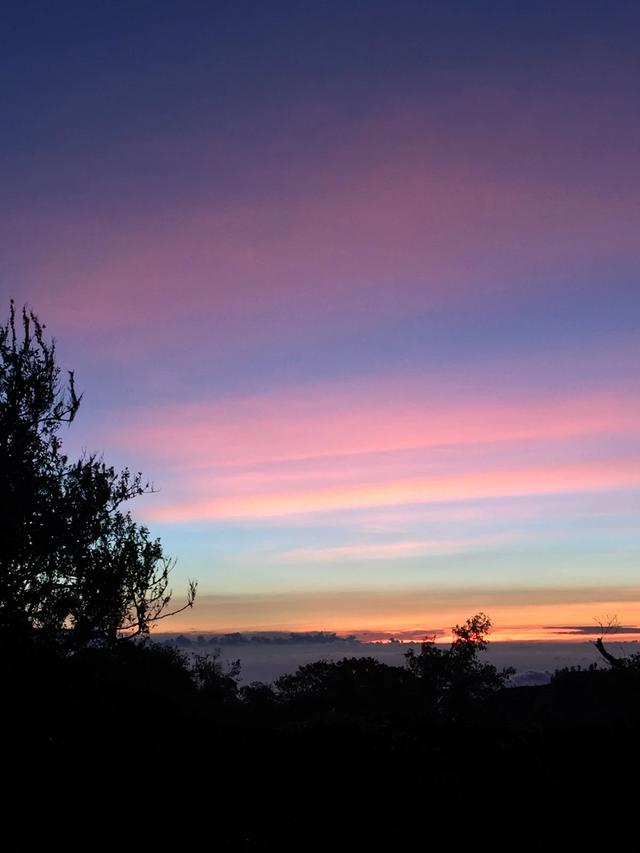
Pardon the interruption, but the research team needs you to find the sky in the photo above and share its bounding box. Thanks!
[2,1,640,640]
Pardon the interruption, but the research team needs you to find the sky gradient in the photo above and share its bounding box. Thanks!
[3,1,640,639]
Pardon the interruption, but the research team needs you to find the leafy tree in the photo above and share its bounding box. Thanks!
[0,302,196,647]
[404,612,513,716]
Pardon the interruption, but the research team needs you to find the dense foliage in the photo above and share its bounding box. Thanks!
[5,625,640,851]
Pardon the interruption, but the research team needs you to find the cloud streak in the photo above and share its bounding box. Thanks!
[94,373,640,524]
[109,379,640,468]
[279,534,516,564]
[160,586,640,636]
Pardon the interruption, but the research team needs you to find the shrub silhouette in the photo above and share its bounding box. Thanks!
[274,656,414,720]
[191,650,241,704]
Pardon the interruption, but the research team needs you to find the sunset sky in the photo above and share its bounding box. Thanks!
[3,1,640,639]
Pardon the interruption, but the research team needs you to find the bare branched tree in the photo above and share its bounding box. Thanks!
[593,614,624,668]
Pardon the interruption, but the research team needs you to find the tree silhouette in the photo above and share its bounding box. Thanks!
[0,302,196,647]
[275,656,411,707]
[404,612,513,716]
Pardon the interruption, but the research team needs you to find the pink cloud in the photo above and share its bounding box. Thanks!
[86,370,640,523]
[143,458,640,522]
[110,380,640,471]
[18,96,640,358]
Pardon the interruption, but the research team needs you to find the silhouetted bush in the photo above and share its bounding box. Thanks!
[274,656,415,723]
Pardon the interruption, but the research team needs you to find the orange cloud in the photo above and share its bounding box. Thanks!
[156,587,640,637]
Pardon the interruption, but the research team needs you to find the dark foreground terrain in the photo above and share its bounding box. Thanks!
[4,634,640,852]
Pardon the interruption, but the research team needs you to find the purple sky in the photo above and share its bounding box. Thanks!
[3,1,640,637]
